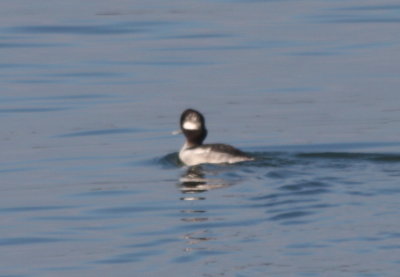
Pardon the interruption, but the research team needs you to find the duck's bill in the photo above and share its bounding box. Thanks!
[172,130,182,135]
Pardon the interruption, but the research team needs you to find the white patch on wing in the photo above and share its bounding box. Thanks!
[183,121,200,130]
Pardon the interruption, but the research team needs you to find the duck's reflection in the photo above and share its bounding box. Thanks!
[178,166,232,196]
[178,166,232,250]
[183,230,215,248]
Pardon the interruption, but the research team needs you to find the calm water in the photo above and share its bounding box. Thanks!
[1,0,400,276]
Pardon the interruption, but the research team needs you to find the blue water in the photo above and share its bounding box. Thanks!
[1,0,400,276]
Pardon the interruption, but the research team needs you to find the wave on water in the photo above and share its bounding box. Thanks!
[159,149,400,169]
[158,142,400,191]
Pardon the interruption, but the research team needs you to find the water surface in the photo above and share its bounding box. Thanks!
[1,0,400,276]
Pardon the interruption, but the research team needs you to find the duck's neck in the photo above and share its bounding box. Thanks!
[182,129,207,148]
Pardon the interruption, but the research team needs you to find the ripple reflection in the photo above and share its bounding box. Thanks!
[178,166,232,194]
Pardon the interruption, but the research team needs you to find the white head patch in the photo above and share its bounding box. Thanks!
[183,121,200,130]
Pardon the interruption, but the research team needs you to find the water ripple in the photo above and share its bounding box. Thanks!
[0,93,110,103]
[0,107,69,113]
[0,42,66,48]
[312,4,400,24]
[335,5,400,11]
[94,250,163,264]
[0,237,68,246]
[270,209,314,220]
[58,128,142,137]
[173,249,229,263]
[297,152,400,162]
[159,148,400,169]
[0,205,72,213]
[177,218,266,231]
[279,180,330,191]
[127,238,180,248]
[9,21,169,35]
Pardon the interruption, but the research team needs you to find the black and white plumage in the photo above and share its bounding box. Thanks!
[178,109,253,166]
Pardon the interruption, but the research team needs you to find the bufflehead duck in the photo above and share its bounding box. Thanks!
[178,109,253,166]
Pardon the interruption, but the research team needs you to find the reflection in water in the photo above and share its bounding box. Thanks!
[178,166,231,253]
[184,230,215,249]
[178,166,232,194]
